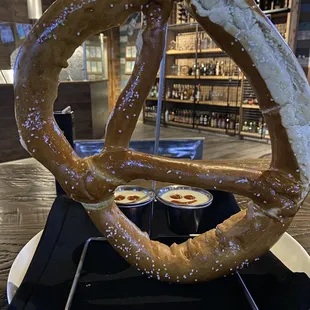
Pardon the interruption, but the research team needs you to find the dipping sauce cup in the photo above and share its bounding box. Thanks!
[156,185,213,235]
[114,185,155,230]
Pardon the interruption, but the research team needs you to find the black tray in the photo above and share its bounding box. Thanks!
[8,195,310,310]
[65,237,252,310]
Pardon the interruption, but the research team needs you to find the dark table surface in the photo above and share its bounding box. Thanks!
[0,158,310,308]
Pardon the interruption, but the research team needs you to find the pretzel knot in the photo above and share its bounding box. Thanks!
[14,0,310,283]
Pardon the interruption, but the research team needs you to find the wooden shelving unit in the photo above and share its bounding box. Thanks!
[143,2,300,143]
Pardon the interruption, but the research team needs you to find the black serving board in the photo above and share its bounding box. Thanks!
[68,237,251,310]
[8,195,310,310]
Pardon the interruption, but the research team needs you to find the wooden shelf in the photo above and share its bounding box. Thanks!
[146,98,240,107]
[125,57,136,61]
[163,75,242,81]
[240,131,262,138]
[166,121,194,129]
[197,125,226,133]
[241,131,271,140]
[199,100,238,107]
[242,104,260,109]
[166,48,223,55]
[166,98,193,104]
[144,117,164,124]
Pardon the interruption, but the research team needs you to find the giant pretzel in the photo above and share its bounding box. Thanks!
[14,0,310,284]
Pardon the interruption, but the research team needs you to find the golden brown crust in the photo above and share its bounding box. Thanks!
[14,0,310,284]
[88,200,292,283]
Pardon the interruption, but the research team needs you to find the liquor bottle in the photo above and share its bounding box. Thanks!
[235,115,240,132]
[183,110,187,123]
[200,63,206,76]
[216,61,221,76]
[196,63,200,77]
[207,60,213,76]
[171,85,175,99]
[205,61,211,76]
[191,63,197,76]
[221,114,226,129]
[220,61,225,76]
[249,121,253,132]
[195,112,200,125]
[263,122,269,136]
[213,113,217,128]
[214,113,218,127]
[226,114,230,129]
[229,114,235,130]
[180,86,184,100]
[178,110,182,123]
[183,86,188,100]
[211,59,217,75]
[258,118,263,134]
[242,121,248,132]
[181,110,185,123]
[222,60,228,76]
[200,113,204,125]
[203,114,208,126]
[176,109,180,122]
[188,65,193,76]
[166,87,171,99]
[175,85,179,99]
[189,86,195,101]
[196,85,201,102]
[219,114,223,128]
[186,110,190,123]
[165,110,169,123]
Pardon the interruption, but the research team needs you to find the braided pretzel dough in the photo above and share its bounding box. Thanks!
[14,0,310,283]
